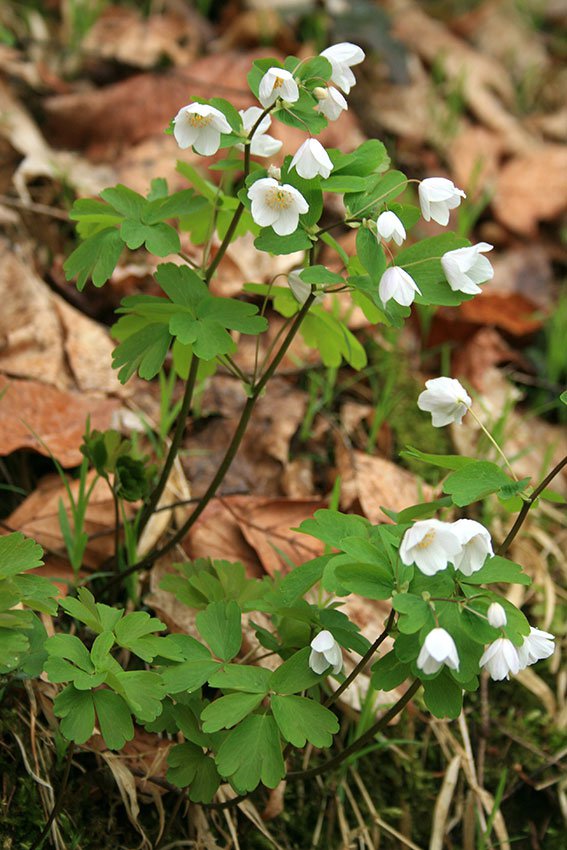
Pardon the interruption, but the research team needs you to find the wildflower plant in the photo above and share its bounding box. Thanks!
[3,43,565,827]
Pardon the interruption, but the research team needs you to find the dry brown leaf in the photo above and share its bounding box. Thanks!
[221,494,324,576]
[83,5,206,69]
[0,238,124,394]
[384,0,536,154]
[336,442,434,524]
[186,377,308,499]
[0,375,119,466]
[0,80,115,200]
[448,124,504,192]
[492,146,567,235]
[6,472,131,568]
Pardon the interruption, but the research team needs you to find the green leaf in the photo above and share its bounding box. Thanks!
[112,321,171,383]
[59,587,122,633]
[298,509,370,549]
[400,447,476,472]
[53,685,95,744]
[279,556,328,604]
[167,743,221,802]
[459,555,531,586]
[443,461,516,506]
[271,695,338,747]
[299,266,344,286]
[560,390,567,406]
[332,140,389,177]
[333,560,394,600]
[0,532,44,579]
[254,228,312,255]
[397,234,472,307]
[371,651,411,691]
[422,670,463,719]
[196,601,242,661]
[386,496,454,523]
[301,311,367,369]
[93,690,134,750]
[101,185,146,219]
[345,170,407,218]
[392,594,435,634]
[356,227,386,284]
[161,658,220,694]
[120,219,180,256]
[270,647,323,694]
[201,692,264,733]
[207,664,272,694]
[64,227,123,290]
[114,611,166,661]
[113,670,165,722]
[215,714,285,792]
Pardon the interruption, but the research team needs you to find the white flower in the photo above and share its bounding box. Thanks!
[418,177,466,226]
[258,67,299,108]
[417,628,460,675]
[290,138,333,179]
[314,86,348,121]
[309,630,342,675]
[379,266,421,307]
[400,519,463,576]
[288,269,324,306]
[247,177,308,236]
[441,243,494,295]
[487,603,507,629]
[238,106,282,158]
[320,42,365,94]
[376,211,406,246]
[173,102,232,156]
[480,638,520,681]
[451,519,494,576]
[417,377,471,427]
[517,627,555,669]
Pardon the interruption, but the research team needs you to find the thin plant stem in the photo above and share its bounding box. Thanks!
[103,294,316,588]
[29,742,75,850]
[287,679,422,781]
[324,611,395,708]
[203,106,272,285]
[497,454,567,555]
[138,354,200,536]
[466,405,517,481]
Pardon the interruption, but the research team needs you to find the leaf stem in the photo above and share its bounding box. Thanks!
[29,742,75,850]
[287,679,422,781]
[466,406,517,481]
[497,454,567,555]
[104,294,315,588]
[137,354,199,536]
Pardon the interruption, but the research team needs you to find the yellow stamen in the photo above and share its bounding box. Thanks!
[188,113,213,127]
[273,77,284,90]
[265,187,293,210]
[416,529,436,550]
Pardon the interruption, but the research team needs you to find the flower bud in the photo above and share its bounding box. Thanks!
[267,164,281,181]
[487,602,507,628]
[313,87,329,101]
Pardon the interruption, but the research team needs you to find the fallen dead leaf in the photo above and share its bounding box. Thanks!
[83,5,207,69]
[0,237,124,394]
[0,79,115,200]
[0,375,119,467]
[492,146,567,235]
[384,0,536,154]
[336,441,434,524]
[186,376,308,498]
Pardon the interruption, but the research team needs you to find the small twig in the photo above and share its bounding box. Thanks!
[497,454,567,555]
[29,742,75,850]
